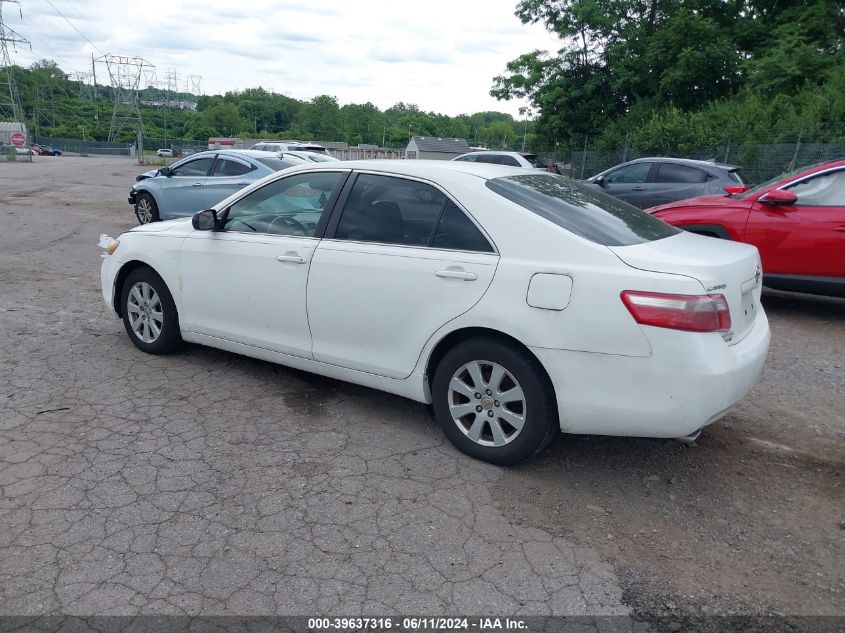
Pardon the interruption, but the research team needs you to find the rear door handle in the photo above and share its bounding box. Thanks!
[435,270,477,281]
[834,226,845,233]
[236,181,250,186]
[276,255,307,264]
[631,186,645,191]
[192,182,202,187]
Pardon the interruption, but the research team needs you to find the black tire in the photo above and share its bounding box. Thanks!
[120,267,181,355]
[431,337,558,465]
[135,192,160,224]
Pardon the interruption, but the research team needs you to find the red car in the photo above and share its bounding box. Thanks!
[648,158,845,298]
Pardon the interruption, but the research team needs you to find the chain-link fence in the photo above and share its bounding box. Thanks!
[528,132,845,185]
[32,135,132,156]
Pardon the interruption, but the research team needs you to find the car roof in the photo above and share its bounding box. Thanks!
[281,159,529,180]
[458,150,529,158]
[625,156,738,170]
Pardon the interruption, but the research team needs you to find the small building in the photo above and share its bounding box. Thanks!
[405,136,470,160]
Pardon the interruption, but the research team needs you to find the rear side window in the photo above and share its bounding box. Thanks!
[255,158,298,171]
[213,158,252,176]
[431,202,494,252]
[495,155,521,167]
[486,174,679,246]
[455,154,477,162]
[655,163,707,183]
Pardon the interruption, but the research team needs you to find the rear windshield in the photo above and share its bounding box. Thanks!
[256,158,298,171]
[523,154,548,169]
[728,168,746,185]
[486,174,679,246]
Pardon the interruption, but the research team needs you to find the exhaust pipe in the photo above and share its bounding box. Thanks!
[676,429,701,445]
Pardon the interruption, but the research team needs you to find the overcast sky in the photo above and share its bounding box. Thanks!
[6,0,556,117]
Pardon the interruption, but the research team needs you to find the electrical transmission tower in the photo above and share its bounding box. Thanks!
[96,54,154,143]
[187,74,201,98]
[0,0,29,127]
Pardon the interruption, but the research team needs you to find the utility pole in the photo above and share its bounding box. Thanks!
[96,54,154,150]
[0,0,29,134]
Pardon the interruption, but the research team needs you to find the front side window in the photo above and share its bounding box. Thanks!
[335,174,446,246]
[486,174,679,246]
[212,158,252,177]
[224,171,343,236]
[654,163,707,184]
[455,154,477,162]
[604,163,651,184]
[785,169,845,206]
[172,157,214,177]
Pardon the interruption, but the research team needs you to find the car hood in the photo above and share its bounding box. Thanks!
[648,194,748,214]
[135,169,161,182]
[128,219,192,234]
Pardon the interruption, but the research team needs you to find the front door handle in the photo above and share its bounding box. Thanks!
[834,226,845,233]
[631,186,645,191]
[435,270,477,281]
[192,182,202,187]
[276,255,307,264]
[236,181,250,186]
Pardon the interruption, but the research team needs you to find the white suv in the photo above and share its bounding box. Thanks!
[250,141,330,156]
[454,151,550,170]
[155,148,174,158]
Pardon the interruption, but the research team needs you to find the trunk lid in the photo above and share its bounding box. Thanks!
[609,232,763,344]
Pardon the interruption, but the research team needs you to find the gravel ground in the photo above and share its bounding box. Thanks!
[0,156,842,622]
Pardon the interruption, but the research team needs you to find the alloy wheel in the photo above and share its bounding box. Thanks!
[448,360,527,447]
[126,281,163,343]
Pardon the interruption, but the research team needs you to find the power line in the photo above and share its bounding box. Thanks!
[43,0,104,55]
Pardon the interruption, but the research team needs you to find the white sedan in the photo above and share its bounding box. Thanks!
[100,160,770,465]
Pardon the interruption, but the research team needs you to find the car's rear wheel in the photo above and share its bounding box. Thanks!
[135,192,159,224]
[431,337,558,465]
[120,267,181,355]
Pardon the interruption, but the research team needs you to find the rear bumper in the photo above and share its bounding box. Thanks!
[532,307,770,438]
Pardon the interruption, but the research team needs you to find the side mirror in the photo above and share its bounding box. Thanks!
[192,209,220,231]
[759,189,797,206]
[594,175,606,187]
[159,166,172,177]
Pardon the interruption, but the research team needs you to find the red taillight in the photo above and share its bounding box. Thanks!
[621,291,731,333]
[724,185,750,195]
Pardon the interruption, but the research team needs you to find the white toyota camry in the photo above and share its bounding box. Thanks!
[100,160,770,465]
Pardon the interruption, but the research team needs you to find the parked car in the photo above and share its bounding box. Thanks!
[250,141,331,156]
[29,144,51,156]
[648,158,845,297]
[13,146,35,156]
[453,151,552,171]
[102,161,769,465]
[584,158,747,209]
[128,150,301,224]
[47,146,62,156]
[282,150,340,163]
[156,148,174,158]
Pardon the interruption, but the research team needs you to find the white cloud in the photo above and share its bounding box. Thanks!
[7,0,558,116]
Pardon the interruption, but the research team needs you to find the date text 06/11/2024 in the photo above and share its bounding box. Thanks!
[307,617,528,630]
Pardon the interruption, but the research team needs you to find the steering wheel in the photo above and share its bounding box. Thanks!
[267,214,308,235]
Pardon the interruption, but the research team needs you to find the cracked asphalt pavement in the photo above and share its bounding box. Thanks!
[0,157,842,619]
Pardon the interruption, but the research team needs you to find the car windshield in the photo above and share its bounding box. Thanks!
[486,174,679,246]
[256,157,298,171]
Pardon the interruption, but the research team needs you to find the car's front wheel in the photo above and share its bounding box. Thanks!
[431,337,558,465]
[120,267,181,355]
[135,192,159,224]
